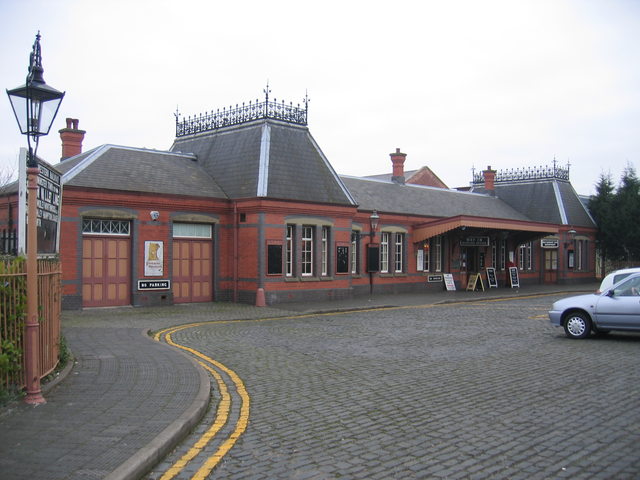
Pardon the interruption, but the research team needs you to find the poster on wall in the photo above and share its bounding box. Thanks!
[145,241,164,276]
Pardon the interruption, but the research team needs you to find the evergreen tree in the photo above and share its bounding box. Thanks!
[589,172,616,261]
[590,165,640,263]
[615,165,640,260]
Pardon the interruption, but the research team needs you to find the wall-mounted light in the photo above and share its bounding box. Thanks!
[150,211,159,221]
[564,229,577,248]
[369,210,379,239]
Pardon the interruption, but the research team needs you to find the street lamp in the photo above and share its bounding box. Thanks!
[369,210,379,239]
[6,32,65,405]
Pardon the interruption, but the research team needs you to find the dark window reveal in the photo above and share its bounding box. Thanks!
[268,245,283,275]
[367,244,380,272]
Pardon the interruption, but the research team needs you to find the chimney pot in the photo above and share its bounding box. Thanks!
[390,148,407,185]
[59,118,86,160]
[482,165,497,192]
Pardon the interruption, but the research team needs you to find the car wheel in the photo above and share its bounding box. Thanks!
[563,312,591,339]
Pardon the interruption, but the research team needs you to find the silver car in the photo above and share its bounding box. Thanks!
[549,273,640,339]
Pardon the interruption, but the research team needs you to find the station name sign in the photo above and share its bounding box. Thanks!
[460,236,489,247]
[541,237,559,249]
[138,280,171,290]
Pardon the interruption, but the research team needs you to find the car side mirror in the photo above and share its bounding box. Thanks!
[606,290,615,297]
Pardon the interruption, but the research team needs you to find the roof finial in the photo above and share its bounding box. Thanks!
[264,81,271,103]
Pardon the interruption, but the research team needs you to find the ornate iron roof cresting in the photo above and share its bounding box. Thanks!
[472,160,571,185]
[175,87,309,137]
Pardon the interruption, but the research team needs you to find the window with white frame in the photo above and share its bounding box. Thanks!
[380,232,390,273]
[321,226,329,276]
[351,231,359,274]
[433,235,442,272]
[286,225,294,277]
[82,219,130,236]
[173,223,212,238]
[576,239,587,270]
[301,226,314,276]
[422,242,430,272]
[394,233,404,273]
[500,239,506,270]
[518,242,533,270]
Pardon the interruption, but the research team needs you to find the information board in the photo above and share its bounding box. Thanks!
[486,267,498,288]
[509,266,520,288]
[444,273,456,291]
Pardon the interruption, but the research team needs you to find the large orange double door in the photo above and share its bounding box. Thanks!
[172,239,213,303]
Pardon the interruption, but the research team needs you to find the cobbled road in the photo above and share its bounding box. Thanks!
[151,295,640,479]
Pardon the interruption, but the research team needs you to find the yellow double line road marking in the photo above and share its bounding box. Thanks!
[154,324,250,480]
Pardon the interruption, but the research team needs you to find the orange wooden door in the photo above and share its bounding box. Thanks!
[172,239,212,303]
[82,236,131,307]
[544,250,558,283]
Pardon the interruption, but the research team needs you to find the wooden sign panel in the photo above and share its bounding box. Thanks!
[466,273,485,291]
[486,267,498,288]
[509,266,520,288]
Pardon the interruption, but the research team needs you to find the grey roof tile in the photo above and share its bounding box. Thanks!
[476,180,596,228]
[58,145,227,198]
[340,176,530,221]
[171,119,355,205]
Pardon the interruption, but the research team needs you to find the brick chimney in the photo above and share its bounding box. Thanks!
[482,165,497,192]
[59,118,86,160]
[390,148,406,184]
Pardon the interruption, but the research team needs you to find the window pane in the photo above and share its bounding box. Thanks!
[302,226,313,276]
[82,219,130,236]
[286,225,293,276]
[380,232,389,273]
[173,223,212,238]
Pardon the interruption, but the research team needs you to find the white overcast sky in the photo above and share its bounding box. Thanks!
[1,0,639,195]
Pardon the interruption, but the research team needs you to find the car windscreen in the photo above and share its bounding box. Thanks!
[613,273,633,284]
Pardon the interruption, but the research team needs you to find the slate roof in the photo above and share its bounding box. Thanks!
[471,180,596,228]
[56,145,227,198]
[364,167,449,189]
[171,119,355,205]
[340,176,531,221]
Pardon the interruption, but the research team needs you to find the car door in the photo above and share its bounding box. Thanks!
[594,276,640,329]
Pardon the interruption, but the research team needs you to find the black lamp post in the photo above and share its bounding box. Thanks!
[6,32,64,405]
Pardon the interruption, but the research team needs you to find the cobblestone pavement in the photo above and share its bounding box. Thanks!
[0,303,296,480]
[150,295,640,479]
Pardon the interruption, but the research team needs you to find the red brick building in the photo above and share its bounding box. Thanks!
[0,96,597,309]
